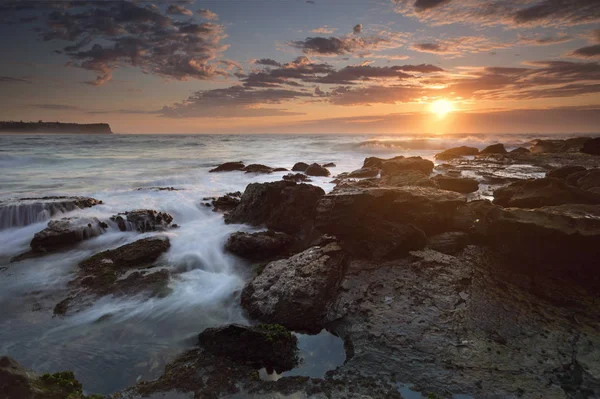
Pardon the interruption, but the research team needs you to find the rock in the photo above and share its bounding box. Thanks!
[211,192,241,213]
[451,199,500,233]
[493,177,600,208]
[582,137,600,155]
[380,156,434,176]
[225,230,293,260]
[291,162,309,172]
[241,243,348,333]
[435,146,479,160]
[546,165,586,179]
[347,167,379,178]
[209,161,245,172]
[243,164,273,174]
[509,147,530,154]
[304,163,330,177]
[426,231,469,255]
[0,196,102,230]
[362,156,386,169]
[197,324,299,373]
[530,137,590,154]
[432,175,479,193]
[379,170,436,188]
[225,181,325,234]
[566,168,600,191]
[322,162,336,168]
[29,217,107,253]
[110,209,174,232]
[479,143,507,154]
[272,167,288,172]
[282,173,311,183]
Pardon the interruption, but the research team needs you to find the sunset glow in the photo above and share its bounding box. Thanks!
[430,100,454,118]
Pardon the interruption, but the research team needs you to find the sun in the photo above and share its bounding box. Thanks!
[430,99,454,117]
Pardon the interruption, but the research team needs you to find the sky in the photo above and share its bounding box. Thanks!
[0,0,599,134]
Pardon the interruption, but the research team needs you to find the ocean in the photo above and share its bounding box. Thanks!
[0,132,582,395]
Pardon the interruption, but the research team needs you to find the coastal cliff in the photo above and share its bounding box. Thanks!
[0,121,112,134]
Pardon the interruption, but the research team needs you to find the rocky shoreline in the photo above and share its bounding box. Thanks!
[2,136,600,399]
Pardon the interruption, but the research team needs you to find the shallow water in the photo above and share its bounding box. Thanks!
[0,132,578,395]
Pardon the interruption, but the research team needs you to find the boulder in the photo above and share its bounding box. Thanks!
[432,175,479,193]
[272,167,288,172]
[225,181,325,234]
[0,196,102,230]
[451,199,500,234]
[379,170,436,188]
[210,192,241,213]
[209,162,245,173]
[304,163,330,177]
[435,146,479,160]
[241,243,348,333]
[566,168,600,191]
[509,147,530,154]
[110,209,174,232]
[479,143,507,154]
[362,156,386,169]
[426,231,469,255]
[30,217,107,253]
[347,167,379,178]
[381,156,434,176]
[322,162,336,168]
[225,230,293,260]
[243,164,273,174]
[291,162,309,172]
[546,165,586,179]
[198,324,299,373]
[530,137,590,154]
[493,177,600,208]
[282,173,311,183]
[582,137,600,155]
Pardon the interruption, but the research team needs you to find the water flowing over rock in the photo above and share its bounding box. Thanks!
[224,181,325,235]
[380,156,434,176]
[479,143,507,154]
[291,162,309,172]
[209,192,241,213]
[224,230,293,260]
[493,177,600,208]
[432,175,479,193]
[304,163,330,177]
[110,209,174,232]
[30,217,107,253]
[209,161,245,172]
[582,137,600,155]
[435,146,479,160]
[241,243,348,333]
[0,196,101,230]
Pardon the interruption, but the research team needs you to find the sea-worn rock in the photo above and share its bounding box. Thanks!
[435,146,479,161]
[225,230,293,260]
[379,170,436,188]
[272,167,288,172]
[210,191,241,213]
[282,173,311,183]
[197,324,299,373]
[304,163,330,177]
[322,162,336,168]
[509,147,530,154]
[209,161,245,172]
[241,243,348,333]
[530,137,590,154]
[29,217,107,253]
[479,143,507,154]
[581,137,600,155]
[432,175,479,193]
[225,181,325,234]
[291,162,309,172]
[0,196,102,230]
[381,156,434,176]
[347,167,379,178]
[243,164,273,174]
[566,168,600,191]
[426,231,469,254]
[493,177,600,208]
[110,209,174,232]
[546,165,586,179]
[362,156,386,169]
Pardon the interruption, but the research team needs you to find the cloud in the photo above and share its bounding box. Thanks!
[197,8,218,20]
[311,25,336,34]
[28,104,80,110]
[0,76,30,83]
[410,36,512,56]
[289,35,395,56]
[570,45,600,59]
[353,24,362,34]
[253,58,282,67]
[414,0,452,12]
[306,0,315,4]
[166,4,193,16]
[517,33,572,46]
[314,64,442,85]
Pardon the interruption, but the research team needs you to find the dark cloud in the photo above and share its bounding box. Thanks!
[414,0,452,12]
[517,33,572,46]
[353,24,362,34]
[306,1,315,4]
[571,44,600,59]
[410,36,511,55]
[289,35,393,55]
[0,76,30,83]
[166,4,193,16]
[313,64,442,85]
[253,58,282,67]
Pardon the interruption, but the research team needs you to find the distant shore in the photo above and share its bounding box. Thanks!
[0,121,112,134]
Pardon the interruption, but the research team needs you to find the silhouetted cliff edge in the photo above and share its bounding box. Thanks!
[0,121,112,134]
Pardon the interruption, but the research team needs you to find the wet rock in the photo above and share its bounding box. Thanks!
[322,162,336,168]
[566,168,600,191]
[546,165,586,179]
[225,230,293,260]
[509,147,530,154]
[530,137,590,154]
[479,143,507,154]
[451,199,500,234]
[211,192,241,213]
[426,231,469,255]
[197,324,299,373]
[291,162,309,172]
[304,163,330,177]
[362,156,386,169]
[435,146,479,161]
[0,196,102,230]
[282,173,311,183]
[29,217,107,253]
[241,243,348,333]
[209,161,245,172]
[381,156,434,176]
[379,170,436,188]
[110,209,174,232]
[432,175,479,193]
[243,164,274,174]
[347,167,379,178]
[493,177,600,208]
[272,167,288,172]
[582,137,600,155]
[225,181,325,234]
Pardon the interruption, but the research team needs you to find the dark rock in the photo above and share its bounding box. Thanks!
[530,137,590,154]
[566,168,600,191]
[347,167,379,178]
[546,165,586,179]
[435,146,479,160]
[198,324,299,373]
[0,196,102,230]
[225,181,325,234]
[432,175,479,193]
[272,167,288,172]
[209,161,245,173]
[241,243,348,333]
[30,217,107,253]
[379,170,436,188]
[304,163,330,177]
[291,162,309,172]
[381,156,434,176]
[110,209,174,232]
[362,156,386,169]
[243,164,273,174]
[451,199,500,234]
[322,162,336,168]
[426,231,469,255]
[509,147,530,154]
[582,137,600,155]
[225,230,293,260]
[211,192,242,213]
[282,173,311,183]
[493,177,600,208]
[479,143,507,154]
